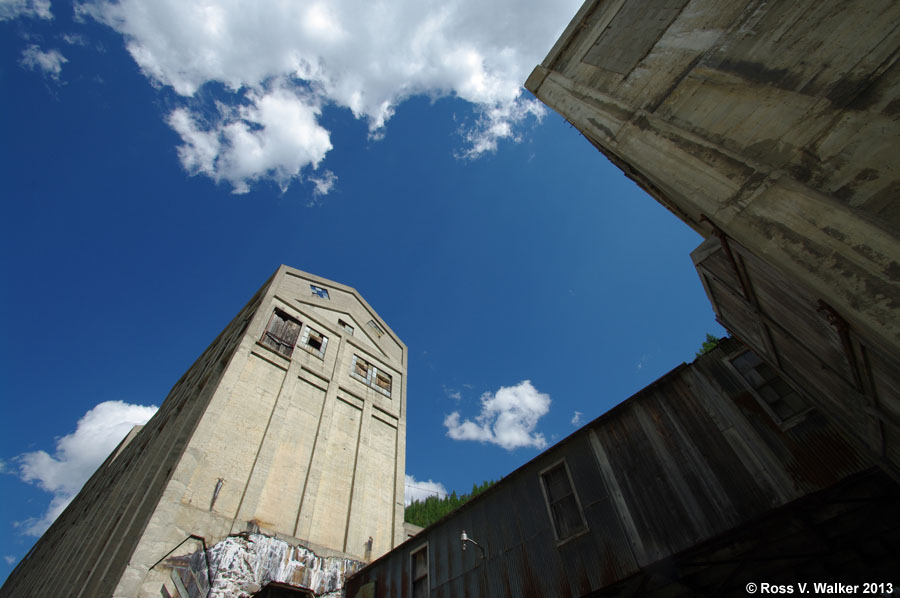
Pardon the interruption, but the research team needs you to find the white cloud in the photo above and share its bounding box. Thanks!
[308,169,337,200]
[571,411,582,426]
[77,0,581,194]
[442,385,462,401]
[3,555,15,565]
[404,474,448,506]
[444,380,550,451]
[12,400,157,537]
[0,0,51,20]
[19,45,67,80]
[167,83,332,194]
[63,33,89,46]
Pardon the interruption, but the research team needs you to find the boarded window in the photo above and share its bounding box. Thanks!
[310,284,330,300]
[367,320,385,338]
[300,327,328,359]
[261,310,302,358]
[354,356,371,379]
[375,371,392,393]
[541,462,587,542]
[338,318,354,336]
[410,545,428,598]
[350,355,393,398]
[730,350,810,424]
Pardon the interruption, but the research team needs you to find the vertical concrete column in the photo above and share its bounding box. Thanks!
[343,393,375,556]
[293,334,346,541]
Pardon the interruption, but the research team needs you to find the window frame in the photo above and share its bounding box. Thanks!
[260,309,302,358]
[366,319,385,338]
[724,348,812,429]
[350,354,393,398]
[409,542,429,598]
[539,459,589,545]
[338,318,354,336]
[299,326,328,359]
[310,284,330,300]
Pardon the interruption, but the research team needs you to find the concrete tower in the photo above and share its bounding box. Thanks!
[1,266,407,597]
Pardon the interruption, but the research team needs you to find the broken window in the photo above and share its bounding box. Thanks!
[730,350,810,425]
[367,319,385,338]
[410,544,428,598]
[261,309,302,358]
[350,355,393,398]
[541,461,587,542]
[300,327,328,359]
[338,318,354,336]
[310,284,330,300]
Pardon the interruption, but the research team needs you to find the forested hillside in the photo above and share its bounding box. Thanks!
[404,480,496,528]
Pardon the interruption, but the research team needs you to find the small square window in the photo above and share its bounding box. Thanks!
[338,319,354,336]
[541,461,587,542]
[367,320,385,338]
[410,545,428,598]
[300,327,328,359]
[261,310,302,358]
[310,284,330,300]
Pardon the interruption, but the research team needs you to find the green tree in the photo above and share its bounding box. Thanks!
[405,480,497,528]
[695,333,722,358]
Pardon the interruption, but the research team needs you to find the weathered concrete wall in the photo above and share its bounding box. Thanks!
[0,271,272,598]
[122,266,408,597]
[526,0,900,355]
[1,266,408,598]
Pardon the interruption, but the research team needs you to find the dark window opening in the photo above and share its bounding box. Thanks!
[261,310,302,358]
[300,327,327,358]
[308,333,322,351]
[541,462,587,542]
[730,350,810,423]
[252,582,315,597]
[410,545,428,598]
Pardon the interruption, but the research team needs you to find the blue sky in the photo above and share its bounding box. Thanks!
[0,0,724,578]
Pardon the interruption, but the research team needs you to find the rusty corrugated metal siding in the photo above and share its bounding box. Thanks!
[345,337,878,597]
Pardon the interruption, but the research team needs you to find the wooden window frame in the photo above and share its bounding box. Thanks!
[260,309,302,358]
[539,459,588,545]
[409,542,429,598]
[724,348,812,429]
